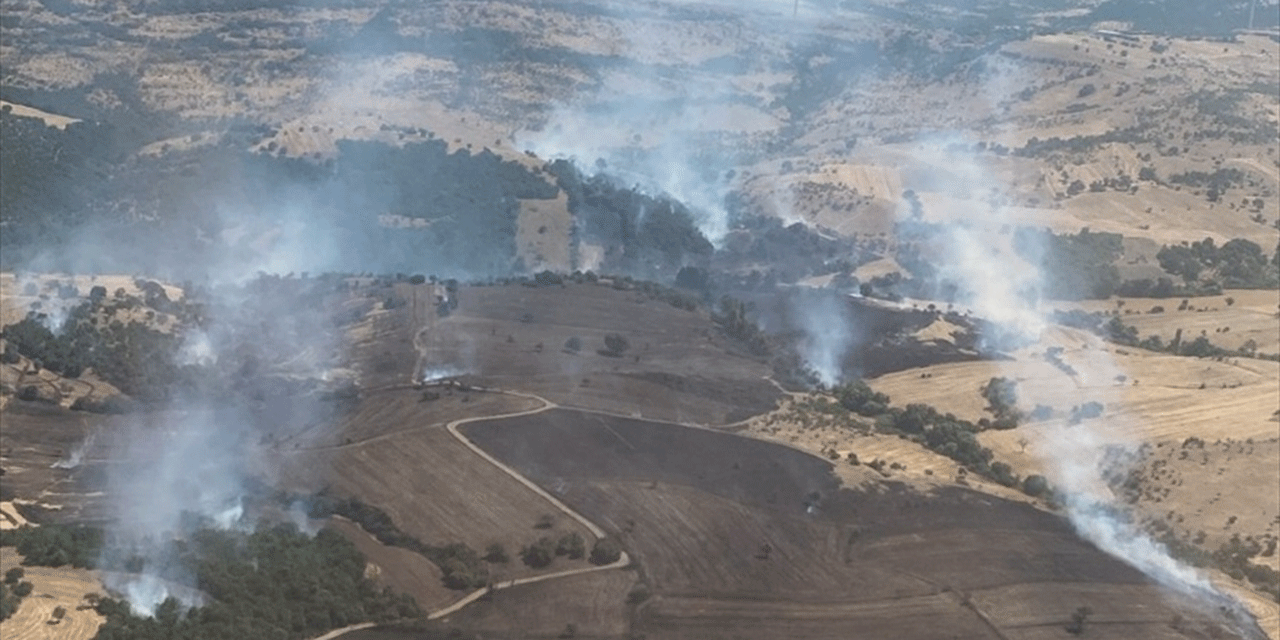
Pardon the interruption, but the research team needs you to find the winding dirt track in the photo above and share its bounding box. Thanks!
[308,386,630,638]
[427,388,631,619]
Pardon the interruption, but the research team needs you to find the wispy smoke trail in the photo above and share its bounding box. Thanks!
[51,428,96,470]
[895,139,1254,621]
[796,291,853,386]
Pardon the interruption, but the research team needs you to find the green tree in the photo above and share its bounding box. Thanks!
[563,336,582,353]
[1022,475,1050,497]
[602,333,629,356]
[556,533,586,560]
[589,537,623,565]
[484,543,509,564]
[522,537,556,568]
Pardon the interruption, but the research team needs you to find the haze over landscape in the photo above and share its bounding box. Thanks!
[0,1,1278,639]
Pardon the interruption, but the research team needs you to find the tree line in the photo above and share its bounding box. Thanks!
[1,522,421,640]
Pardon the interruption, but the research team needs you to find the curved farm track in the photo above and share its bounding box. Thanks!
[300,385,631,640]
[462,407,1271,640]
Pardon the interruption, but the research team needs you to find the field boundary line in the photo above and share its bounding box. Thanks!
[445,391,607,539]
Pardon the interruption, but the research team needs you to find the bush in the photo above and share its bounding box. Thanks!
[563,336,582,353]
[981,377,1019,419]
[3,568,22,584]
[589,537,623,565]
[11,582,32,598]
[1022,474,1050,497]
[483,543,509,564]
[556,532,586,560]
[602,333,629,356]
[989,461,1019,487]
[522,537,556,568]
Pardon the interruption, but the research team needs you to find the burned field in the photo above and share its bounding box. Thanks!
[462,409,1260,639]
[420,282,782,425]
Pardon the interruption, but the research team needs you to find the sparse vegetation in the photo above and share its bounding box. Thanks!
[304,493,489,590]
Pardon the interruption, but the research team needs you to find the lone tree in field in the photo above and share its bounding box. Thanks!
[602,333,629,356]
[563,336,582,353]
[1022,474,1049,498]
[1065,605,1093,635]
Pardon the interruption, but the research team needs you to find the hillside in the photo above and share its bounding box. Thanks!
[1,0,1277,639]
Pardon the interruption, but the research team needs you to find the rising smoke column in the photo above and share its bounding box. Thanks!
[795,289,855,386]
[90,272,352,616]
[513,4,811,246]
[896,138,1258,626]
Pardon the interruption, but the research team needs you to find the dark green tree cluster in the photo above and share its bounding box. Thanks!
[546,159,714,278]
[1156,530,1280,602]
[1157,237,1278,289]
[305,494,487,590]
[1073,312,1280,362]
[520,537,555,569]
[600,333,629,357]
[1013,227,1123,300]
[0,523,103,568]
[0,110,118,262]
[711,296,769,356]
[980,377,1020,427]
[832,380,890,416]
[517,531,586,568]
[89,524,419,640]
[1,297,189,402]
[555,532,585,560]
[0,567,32,621]
[825,384,1021,486]
[1113,275,1212,299]
[588,537,623,566]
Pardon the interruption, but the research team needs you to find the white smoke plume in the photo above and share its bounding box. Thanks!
[796,291,853,386]
[511,3,807,246]
[51,428,96,470]
[895,139,1258,627]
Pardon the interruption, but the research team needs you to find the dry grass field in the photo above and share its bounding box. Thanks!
[325,517,457,613]
[0,548,105,640]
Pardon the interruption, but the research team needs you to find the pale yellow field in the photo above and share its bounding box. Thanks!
[0,273,183,329]
[1057,289,1280,354]
[0,548,105,640]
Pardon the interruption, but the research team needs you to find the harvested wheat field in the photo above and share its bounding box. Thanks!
[0,548,105,640]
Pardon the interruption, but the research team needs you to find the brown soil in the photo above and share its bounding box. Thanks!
[274,389,596,586]
[463,408,1260,639]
